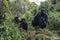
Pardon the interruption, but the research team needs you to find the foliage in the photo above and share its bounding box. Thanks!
[55,2,60,12]
[3,0,10,12]
[0,22,28,40]
[0,0,60,40]
[4,12,14,22]
[21,11,33,21]
[48,11,60,31]
[39,1,49,10]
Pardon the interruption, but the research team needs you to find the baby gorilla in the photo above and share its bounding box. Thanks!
[20,18,28,31]
[32,9,48,31]
[14,17,20,24]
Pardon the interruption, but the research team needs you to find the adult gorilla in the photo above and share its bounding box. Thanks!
[32,9,48,31]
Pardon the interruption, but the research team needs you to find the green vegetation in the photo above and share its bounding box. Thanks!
[0,0,60,40]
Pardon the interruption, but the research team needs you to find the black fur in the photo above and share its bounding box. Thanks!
[20,18,28,31]
[14,17,19,24]
[32,9,48,29]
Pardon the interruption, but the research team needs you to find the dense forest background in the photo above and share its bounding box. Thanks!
[0,0,60,40]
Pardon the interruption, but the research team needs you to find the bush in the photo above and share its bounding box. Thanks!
[48,11,60,31]
[55,2,60,12]
[21,11,33,21]
[0,22,28,40]
[5,12,14,22]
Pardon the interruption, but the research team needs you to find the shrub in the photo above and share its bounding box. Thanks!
[48,11,60,31]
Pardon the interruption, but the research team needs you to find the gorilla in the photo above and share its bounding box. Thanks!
[14,17,20,24]
[32,9,48,30]
[20,18,28,31]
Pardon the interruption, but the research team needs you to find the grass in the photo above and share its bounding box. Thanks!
[0,21,60,40]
